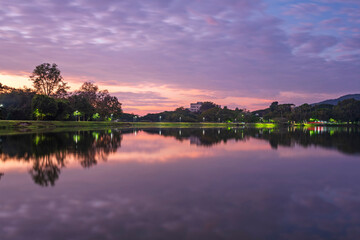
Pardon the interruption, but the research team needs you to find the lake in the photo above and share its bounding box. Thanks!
[0,127,360,240]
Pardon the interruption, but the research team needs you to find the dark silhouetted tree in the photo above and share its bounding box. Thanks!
[200,102,219,112]
[32,95,58,120]
[270,101,278,112]
[30,63,68,96]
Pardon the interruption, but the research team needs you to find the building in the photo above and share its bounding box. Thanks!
[189,102,203,112]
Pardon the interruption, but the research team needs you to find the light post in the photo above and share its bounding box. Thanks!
[179,117,181,122]
[203,117,205,122]
[0,104,3,120]
[159,116,162,122]
[74,110,81,121]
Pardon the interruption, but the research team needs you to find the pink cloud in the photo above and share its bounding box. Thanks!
[0,0,359,114]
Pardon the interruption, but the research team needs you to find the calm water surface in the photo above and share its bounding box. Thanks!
[0,127,360,240]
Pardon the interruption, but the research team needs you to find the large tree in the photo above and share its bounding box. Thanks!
[199,101,219,113]
[77,82,99,106]
[31,95,58,120]
[68,94,95,121]
[30,63,68,96]
[96,90,122,119]
[75,82,122,120]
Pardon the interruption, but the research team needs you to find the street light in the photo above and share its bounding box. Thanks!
[0,104,3,120]
[179,117,181,122]
[203,117,205,122]
[159,116,162,122]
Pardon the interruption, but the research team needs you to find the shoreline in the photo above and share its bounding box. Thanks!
[0,120,243,130]
[0,120,357,133]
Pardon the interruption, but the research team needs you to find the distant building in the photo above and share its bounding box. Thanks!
[189,102,203,112]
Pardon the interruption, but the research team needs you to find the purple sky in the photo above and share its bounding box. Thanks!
[0,0,359,114]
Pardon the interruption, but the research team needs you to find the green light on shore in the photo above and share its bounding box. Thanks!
[73,134,80,143]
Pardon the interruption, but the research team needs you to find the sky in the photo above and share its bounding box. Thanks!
[0,0,359,115]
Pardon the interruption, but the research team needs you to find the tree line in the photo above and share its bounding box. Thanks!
[0,63,122,121]
[135,99,360,124]
[1,63,359,123]
[253,100,360,124]
[138,102,255,123]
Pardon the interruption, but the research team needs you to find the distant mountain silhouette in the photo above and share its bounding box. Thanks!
[312,94,360,106]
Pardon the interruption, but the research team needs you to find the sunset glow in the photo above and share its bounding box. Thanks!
[0,0,359,114]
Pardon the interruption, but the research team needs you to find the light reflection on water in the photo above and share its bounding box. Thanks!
[0,127,360,240]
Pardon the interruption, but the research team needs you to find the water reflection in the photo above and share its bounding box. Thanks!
[142,127,360,155]
[0,127,359,187]
[0,130,124,186]
[0,127,360,240]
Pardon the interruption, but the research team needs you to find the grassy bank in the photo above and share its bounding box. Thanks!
[0,120,250,135]
[132,122,245,128]
[1,120,356,131]
[0,120,248,131]
[0,120,356,136]
[0,120,130,129]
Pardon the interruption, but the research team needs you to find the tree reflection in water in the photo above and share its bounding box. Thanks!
[0,130,124,186]
[0,127,359,186]
[30,155,62,186]
[143,127,360,155]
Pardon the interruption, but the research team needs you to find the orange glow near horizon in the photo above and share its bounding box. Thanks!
[0,72,32,89]
[0,72,273,115]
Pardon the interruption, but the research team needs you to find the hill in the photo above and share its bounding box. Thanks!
[311,94,360,106]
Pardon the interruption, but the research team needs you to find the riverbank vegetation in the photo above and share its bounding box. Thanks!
[1,63,359,125]
[136,99,360,125]
[0,63,122,121]
[0,120,241,133]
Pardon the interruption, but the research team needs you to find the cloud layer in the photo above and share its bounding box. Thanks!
[0,0,359,113]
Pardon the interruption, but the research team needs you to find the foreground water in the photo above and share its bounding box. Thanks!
[0,127,360,240]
